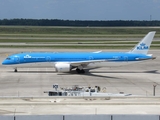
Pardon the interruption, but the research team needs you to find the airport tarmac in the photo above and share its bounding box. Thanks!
[0,48,160,97]
[1,97,160,115]
[0,48,160,115]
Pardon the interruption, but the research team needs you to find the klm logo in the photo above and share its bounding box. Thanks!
[24,54,32,58]
[137,43,149,50]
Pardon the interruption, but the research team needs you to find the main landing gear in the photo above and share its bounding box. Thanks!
[76,68,85,74]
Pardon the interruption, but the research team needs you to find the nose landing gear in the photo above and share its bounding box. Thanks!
[14,68,18,72]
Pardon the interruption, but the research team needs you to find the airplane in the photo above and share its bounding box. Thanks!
[2,31,156,74]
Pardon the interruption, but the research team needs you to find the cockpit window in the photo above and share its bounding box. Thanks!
[6,58,11,60]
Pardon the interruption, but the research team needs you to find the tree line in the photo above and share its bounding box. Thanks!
[0,19,160,26]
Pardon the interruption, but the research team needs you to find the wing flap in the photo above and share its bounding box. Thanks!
[70,59,115,67]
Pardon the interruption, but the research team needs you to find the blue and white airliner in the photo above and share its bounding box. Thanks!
[2,31,156,73]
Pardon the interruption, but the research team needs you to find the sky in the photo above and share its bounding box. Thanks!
[0,0,160,20]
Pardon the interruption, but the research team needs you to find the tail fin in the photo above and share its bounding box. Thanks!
[129,31,156,54]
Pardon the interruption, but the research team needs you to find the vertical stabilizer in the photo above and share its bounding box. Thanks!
[129,31,156,54]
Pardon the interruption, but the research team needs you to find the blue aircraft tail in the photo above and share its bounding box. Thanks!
[129,31,156,54]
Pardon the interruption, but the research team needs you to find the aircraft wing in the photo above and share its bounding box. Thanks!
[70,59,115,67]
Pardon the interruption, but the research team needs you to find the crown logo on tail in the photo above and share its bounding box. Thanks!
[137,43,149,50]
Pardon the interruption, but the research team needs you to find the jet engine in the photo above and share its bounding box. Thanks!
[55,63,71,72]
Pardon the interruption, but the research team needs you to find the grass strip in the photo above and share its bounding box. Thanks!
[0,45,159,49]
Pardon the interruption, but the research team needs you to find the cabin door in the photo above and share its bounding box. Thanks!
[14,56,20,63]
[124,56,128,61]
[89,56,93,60]
[46,56,51,62]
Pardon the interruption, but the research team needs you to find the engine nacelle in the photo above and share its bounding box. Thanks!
[55,63,71,72]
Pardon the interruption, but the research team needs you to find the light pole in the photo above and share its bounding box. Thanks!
[153,85,157,96]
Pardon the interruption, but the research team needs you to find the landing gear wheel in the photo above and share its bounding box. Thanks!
[81,69,85,74]
[14,68,17,72]
[76,68,85,74]
[76,68,81,74]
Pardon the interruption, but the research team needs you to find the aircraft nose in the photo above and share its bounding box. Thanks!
[2,60,7,65]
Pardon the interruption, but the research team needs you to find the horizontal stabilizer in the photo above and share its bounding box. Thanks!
[135,57,156,61]
[93,51,102,53]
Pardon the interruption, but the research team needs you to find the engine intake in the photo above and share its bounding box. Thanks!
[55,63,71,72]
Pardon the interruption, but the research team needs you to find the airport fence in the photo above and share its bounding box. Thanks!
[0,114,160,120]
